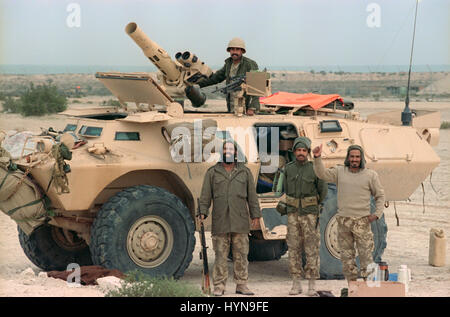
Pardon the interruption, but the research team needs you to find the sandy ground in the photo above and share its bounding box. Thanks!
[0,99,449,297]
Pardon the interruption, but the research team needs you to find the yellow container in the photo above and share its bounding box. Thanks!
[429,228,446,267]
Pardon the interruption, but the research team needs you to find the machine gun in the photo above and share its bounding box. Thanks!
[197,198,211,295]
[212,74,246,95]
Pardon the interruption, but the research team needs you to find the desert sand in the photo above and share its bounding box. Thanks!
[0,97,449,297]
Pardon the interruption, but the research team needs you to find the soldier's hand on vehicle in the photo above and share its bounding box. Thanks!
[246,108,255,116]
[367,214,378,223]
[312,144,323,157]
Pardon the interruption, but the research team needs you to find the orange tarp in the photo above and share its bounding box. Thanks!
[259,92,343,110]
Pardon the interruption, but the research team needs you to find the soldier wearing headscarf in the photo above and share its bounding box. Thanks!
[312,144,385,293]
[276,136,327,296]
[198,140,261,296]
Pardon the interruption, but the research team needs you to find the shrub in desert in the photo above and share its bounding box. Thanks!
[2,96,22,113]
[105,270,205,297]
[20,81,67,116]
[440,121,450,129]
[101,99,121,107]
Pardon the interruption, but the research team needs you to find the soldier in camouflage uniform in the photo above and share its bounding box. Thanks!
[197,37,260,115]
[199,140,261,296]
[276,137,327,296]
[312,144,385,289]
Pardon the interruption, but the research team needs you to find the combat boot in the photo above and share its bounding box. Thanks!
[213,285,225,297]
[236,284,254,295]
[307,279,318,296]
[289,278,303,295]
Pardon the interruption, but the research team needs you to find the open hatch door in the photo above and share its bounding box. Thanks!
[95,72,173,107]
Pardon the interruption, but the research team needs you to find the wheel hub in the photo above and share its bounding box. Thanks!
[127,216,173,268]
[140,232,159,252]
[324,214,360,260]
[324,215,341,259]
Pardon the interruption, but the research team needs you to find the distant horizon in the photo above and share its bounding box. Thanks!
[1,1,448,70]
[1,64,449,75]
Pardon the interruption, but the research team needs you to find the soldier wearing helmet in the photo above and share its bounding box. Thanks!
[276,137,327,296]
[197,37,260,115]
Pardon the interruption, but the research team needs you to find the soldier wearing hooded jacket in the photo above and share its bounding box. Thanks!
[198,140,261,296]
[312,144,385,289]
[277,136,328,296]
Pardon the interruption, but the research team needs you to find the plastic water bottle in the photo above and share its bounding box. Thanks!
[398,265,411,293]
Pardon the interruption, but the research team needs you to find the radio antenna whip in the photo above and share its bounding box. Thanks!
[401,0,419,126]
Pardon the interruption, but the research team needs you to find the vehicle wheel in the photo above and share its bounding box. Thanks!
[248,231,288,261]
[228,231,288,261]
[18,224,93,271]
[90,185,195,279]
[319,183,388,279]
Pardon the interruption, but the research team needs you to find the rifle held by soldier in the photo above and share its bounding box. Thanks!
[197,198,211,295]
[211,74,246,94]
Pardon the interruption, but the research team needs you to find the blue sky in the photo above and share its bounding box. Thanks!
[0,0,448,69]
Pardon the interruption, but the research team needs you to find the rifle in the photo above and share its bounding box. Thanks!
[316,203,323,229]
[197,198,211,295]
[211,74,246,94]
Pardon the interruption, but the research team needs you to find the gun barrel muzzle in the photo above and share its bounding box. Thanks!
[125,22,181,82]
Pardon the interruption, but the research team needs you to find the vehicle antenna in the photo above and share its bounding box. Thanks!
[401,0,419,126]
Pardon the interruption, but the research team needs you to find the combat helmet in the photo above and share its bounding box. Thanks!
[227,37,246,53]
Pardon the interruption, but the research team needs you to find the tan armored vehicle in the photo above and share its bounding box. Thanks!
[0,23,440,279]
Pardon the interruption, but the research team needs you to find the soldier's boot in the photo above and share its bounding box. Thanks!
[307,279,318,296]
[236,284,254,296]
[213,285,225,297]
[346,277,357,288]
[289,278,303,295]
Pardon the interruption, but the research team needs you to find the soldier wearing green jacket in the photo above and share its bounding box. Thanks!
[276,136,328,296]
[199,140,261,296]
[197,37,260,114]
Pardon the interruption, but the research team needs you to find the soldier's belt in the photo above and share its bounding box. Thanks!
[285,195,300,208]
[301,196,319,208]
[285,195,319,209]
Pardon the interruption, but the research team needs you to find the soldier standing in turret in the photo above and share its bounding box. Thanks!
[277,137,328,296]
[312,144,385,295]
[197,38,260,115]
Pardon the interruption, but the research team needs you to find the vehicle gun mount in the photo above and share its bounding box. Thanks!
[125,22,212,107]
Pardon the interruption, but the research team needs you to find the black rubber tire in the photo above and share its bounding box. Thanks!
[228,231,288,262]
[319,183,388,279]
[248,237,288,261]
[90,185,195,279]
[248,230,288,261]
[18,224,93,271]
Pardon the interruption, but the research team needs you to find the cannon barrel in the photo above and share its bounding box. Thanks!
[125,22,181,83]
